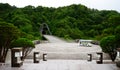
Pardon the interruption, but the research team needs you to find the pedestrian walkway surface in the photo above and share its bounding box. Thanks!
[27,35,109,60]
[2,35,119,70]
[0,60,120,70]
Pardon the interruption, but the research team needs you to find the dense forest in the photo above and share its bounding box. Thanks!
[0,3,120,40]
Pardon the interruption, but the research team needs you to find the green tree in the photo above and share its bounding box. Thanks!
[87,29,99,37]
[100,35,117,61]
[11,38,35,60]
[0,22,20,62]
[69,28,84,39]
[115,25,120,48]
[108,15,120,27]
[102,28,114,36]
[1,3,120,40]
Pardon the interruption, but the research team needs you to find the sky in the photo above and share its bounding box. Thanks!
[0,0,120,12]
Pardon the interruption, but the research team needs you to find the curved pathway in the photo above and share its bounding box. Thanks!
[43,35,67,43]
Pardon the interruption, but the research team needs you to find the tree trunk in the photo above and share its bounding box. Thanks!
[21,47,33,61]
[109,51,117,62]
[0,48,8,63]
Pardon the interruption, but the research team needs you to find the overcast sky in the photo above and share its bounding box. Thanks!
[0,0,120,12]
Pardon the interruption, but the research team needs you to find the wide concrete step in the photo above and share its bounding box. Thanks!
[1,60,119,70]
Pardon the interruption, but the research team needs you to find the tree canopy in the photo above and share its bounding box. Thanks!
[0,3,120,40]
[1,3,120,62]
[11,38,35,60]
[11,38,35,48]
[0,22,20,62]
[100,35,116,53]
[100,35,117,61]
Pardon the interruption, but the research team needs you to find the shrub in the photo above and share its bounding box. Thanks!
[11,38,35,60]
[100,35,117,61]
[0,22,20,62]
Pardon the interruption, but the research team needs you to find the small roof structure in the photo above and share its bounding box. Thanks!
[79,39,92,42]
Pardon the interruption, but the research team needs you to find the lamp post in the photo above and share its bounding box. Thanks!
[43,53,47,61]
[96,52,103,64]
[116,48,120,67]
[87,54,92,61]
[33,52,40,63]
[11,48,23,67]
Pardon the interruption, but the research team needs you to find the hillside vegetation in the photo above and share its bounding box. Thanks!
[0,3,120,40]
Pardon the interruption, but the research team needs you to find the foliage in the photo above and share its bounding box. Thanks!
[0,3,120,40]
[100,35,117,61]
[1,3,120,62]
[115,25,120,48]
[0,22,20,62]
[100,36,116,52]
[11,38,35,48]
[11,38,35,60]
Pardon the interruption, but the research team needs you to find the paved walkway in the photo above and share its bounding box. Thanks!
[28,43,109,60]
[2,35,117,70]
[27,35,109,59]
[43,35,67,43]
[1,60,120,70]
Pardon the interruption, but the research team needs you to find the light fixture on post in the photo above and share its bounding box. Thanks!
[11,48,23,67]
[116,48,120,67]
[33,52,40,63]
[87,54,92,61]
[43,53,47,61]
[96,52,103,64]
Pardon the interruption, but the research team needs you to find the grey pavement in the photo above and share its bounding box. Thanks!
[1,60,120,70]
[2,35,116,70]
[28,35,109,59]
[43,35,67,43]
